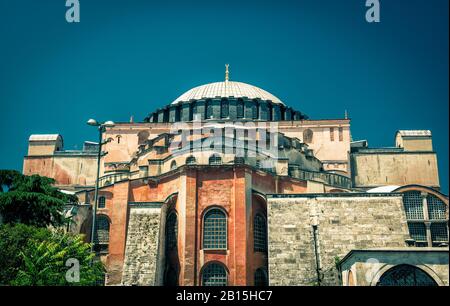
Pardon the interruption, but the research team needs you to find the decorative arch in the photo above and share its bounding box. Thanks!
[370,264,444,286]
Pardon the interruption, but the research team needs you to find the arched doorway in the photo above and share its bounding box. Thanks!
[376,265,438,286]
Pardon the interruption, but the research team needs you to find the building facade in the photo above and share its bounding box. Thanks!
[23,73,449,286]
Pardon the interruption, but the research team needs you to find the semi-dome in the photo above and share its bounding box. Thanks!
[171,81,284,105]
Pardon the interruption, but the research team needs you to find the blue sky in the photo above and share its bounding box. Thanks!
[0,0,448,193]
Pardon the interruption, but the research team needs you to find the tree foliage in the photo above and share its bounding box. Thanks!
[0,224,105,286]
[0,170,78,227]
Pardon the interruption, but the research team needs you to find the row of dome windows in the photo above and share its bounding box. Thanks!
[145,99,306,123]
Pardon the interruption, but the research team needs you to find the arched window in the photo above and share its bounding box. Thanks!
[203,209,227,250]
[221,100,229,118]
[98,196,106,208]
[166,212,178,251]
[94,215,110,254]
[209,154,222,165]
[254,268,268,286]
[186,156,196,165]
[254,214,267,252]
[202,263,227,286]
[303,129,313,144]
[170,160,177,170]
[377,265,437,286]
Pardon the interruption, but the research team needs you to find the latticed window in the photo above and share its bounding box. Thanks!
[408,222,427,242]
[254,214,267,252]
[254,268,268,286]
[166,212,178,250]
[98,196,106,208]
[95,215,110,246]
[427,195,447,220]
[203,209,227,250]
[403,192,424,220]
[186,156,196,165]
[431,222,449,243]
[202,263,227,286]
[377,265,437,286]
[209,154,222,165]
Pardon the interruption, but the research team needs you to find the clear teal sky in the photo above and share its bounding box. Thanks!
[0,0,448,193]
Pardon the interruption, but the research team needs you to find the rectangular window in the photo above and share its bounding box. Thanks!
[330,128,334,141]
[339,127,344,141]
[431,222,449,243]
[407,222,427,242]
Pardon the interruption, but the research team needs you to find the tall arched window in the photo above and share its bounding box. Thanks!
[303,129,313,144]
[254,214,267,252]
[203,209,227,250]
[94,215,110,254]
[254,268,268,286]
[166,212,178,251]
[98,196,106,208]
[377,265,437,286]
[186,156,196,165]
[170,160,177,170]
[202,263,227,286]
[209,154,222,165]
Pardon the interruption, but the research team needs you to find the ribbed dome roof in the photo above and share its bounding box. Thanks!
[171,81,284,105]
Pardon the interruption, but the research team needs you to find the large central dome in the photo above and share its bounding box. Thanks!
[171,81,284,105]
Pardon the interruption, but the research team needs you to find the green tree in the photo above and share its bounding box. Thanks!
[0,224,105,286]
[0,223,51,284]
[0,170,78,227]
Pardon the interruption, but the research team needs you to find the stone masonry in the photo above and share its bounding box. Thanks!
[267,194,410,285]
[121,205,166,285]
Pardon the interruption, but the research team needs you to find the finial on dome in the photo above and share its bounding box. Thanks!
[225,64,230,82]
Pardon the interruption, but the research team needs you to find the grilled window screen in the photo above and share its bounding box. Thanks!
[209,155,222,165]
[407,222,427,242]
[202,263,227,286]
[98,196,106,208]
[203,209,227,250]
[427,195,447,220]
[254,214,267,252]
[95,215,110,244]
[431,222,448,242]
[403,192,424,220]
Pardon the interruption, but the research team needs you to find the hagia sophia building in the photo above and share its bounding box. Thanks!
[23,66,448,286]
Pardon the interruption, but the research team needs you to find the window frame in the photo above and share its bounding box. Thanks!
[201,262,228,286]
[202,207,228,251]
